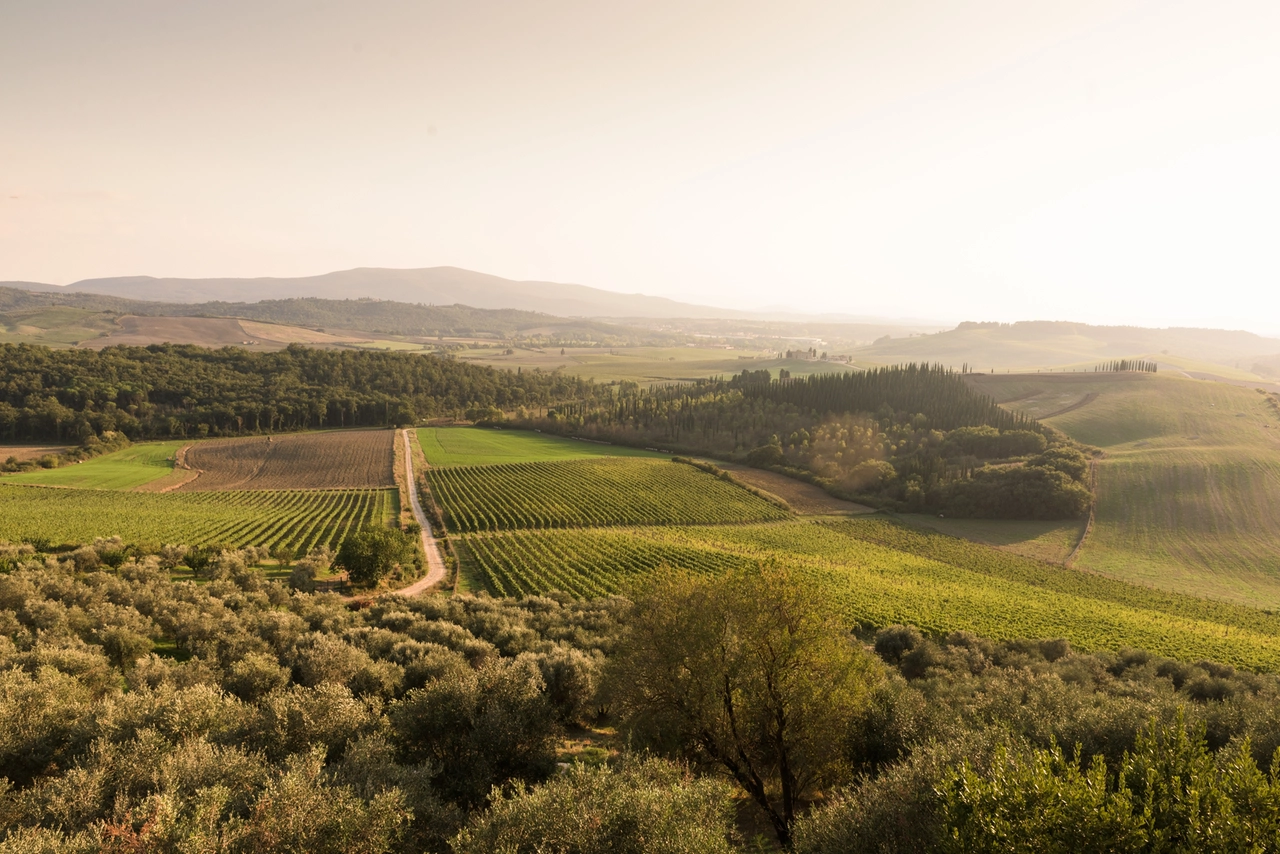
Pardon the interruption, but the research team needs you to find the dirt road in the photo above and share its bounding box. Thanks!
[392,429,448,596]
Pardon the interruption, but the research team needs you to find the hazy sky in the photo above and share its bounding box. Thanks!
[3,1,1279,331]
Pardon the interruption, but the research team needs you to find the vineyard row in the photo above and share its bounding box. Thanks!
[0,484,396,553]
[456,520,1280,672]
[427,457,788,533]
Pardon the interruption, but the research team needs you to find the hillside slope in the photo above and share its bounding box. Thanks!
[973,371,1280,606]
[860,320,1280,373]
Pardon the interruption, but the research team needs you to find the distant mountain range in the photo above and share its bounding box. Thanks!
[8,267,753,319]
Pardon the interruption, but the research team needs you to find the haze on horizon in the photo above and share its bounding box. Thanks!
[3,1,1278,334]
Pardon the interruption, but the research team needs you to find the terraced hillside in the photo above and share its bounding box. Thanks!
[971,371,1280,606]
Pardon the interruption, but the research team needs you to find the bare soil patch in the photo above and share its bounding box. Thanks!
[177,430,396,491]
[713,462,875,515]
[0,445,68,463]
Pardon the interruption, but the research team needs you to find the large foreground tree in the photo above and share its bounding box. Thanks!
[606,566,880,847]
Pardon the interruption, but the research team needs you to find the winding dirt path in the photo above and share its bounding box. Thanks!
[391,429,448,596]
[1041,392,1100,420]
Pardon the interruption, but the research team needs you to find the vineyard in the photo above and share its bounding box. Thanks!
[0,483,395,552]
[455,518,1280,672]
[459,528,756,597]
[428,457,789,533]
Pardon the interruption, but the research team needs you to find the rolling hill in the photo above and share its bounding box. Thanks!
[858,320,1280,375]
[0,285,679,350]
[972,370,1280,607]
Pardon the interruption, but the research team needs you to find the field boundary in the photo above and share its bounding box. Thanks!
[1065,455,1100,568]
[146,444,202,493]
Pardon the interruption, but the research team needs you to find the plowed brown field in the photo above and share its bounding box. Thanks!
[178,430,395,491]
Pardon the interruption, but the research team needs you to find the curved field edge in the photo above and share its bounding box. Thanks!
[0,483,397,553]
[3,441,185,490]
[972,372,1280,607]
[459,519,1280,672]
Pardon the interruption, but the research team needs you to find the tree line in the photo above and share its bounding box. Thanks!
[1095,359,1158,373]
[0,343,595,442]
[514,365,1091,520]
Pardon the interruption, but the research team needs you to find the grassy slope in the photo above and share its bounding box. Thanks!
[0,306,118,346]
[893,514,1082,564]
[419,426,666,467]
[973,372,1280,606]
[4,442,185,490]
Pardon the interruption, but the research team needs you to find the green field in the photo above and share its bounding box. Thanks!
[456,517,1280,671]
[4,441,184,490]
[0,483,395,552]
[970,371,1280,606]
[429,457,789,532]
[419,427,665,467]
[0,305,117,347]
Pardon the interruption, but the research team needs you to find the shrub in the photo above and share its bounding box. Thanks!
[453,756,738,854]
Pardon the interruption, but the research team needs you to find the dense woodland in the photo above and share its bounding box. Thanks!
[6,545,1280,851]
[519,365,1092,519]
[0,343,595,441]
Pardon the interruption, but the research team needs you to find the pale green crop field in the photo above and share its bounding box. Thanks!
[4,442,185,490]
[974,371,1280,606]
[454,517,1280,672]
[418,426,666,467]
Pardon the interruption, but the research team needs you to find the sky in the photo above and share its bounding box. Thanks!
[3,0,1279,332]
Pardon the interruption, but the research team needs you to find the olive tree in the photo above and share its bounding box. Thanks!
[337,527,418,586]
[606,566,881,847]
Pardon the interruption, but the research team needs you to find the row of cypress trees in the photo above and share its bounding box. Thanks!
[1095,359,1158,373]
